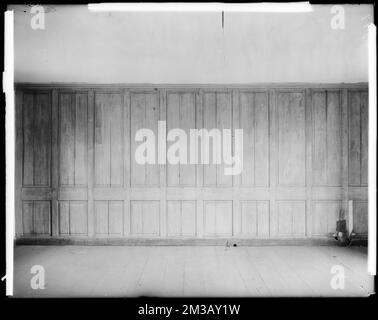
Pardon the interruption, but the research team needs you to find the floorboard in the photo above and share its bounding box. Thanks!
[13,245,374,297]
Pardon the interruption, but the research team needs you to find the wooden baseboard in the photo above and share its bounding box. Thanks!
[15,237,340,246]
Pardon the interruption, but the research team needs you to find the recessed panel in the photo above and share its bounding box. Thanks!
[130,201,160,236]
[204,201,233,236]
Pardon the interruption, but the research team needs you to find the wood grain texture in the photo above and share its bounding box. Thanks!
[312,90,342,186]
[353,201,368,235]
[33,93,51,186]
[239,91,269,187]
[15,91,24,237]
[360,91,368,186]
[22,201,51,235]
[130,92,160,186]
[22,92,51,187]
[16,85,369,241]
[167,92,196,186]
[130,201,160,236]
[204,201,233,236]
[348,90,368,187]
[311,201,341,236]
[277,91,306,186]
[240,201,269,237]
[276,201,306,237]
[13,246,373,297]
[167,200,196,236]
[94,92,124,187]
[203,91,233,187]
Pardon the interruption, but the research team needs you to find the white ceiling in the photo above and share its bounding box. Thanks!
[10,4,373,84]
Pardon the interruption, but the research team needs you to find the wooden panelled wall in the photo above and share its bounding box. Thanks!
[15,85,368,241]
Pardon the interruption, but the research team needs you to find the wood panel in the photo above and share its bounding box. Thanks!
[360,92,369,186]
[348,90,368,186]
[276,91,306,186]
[58,201,70,235]
[276,201,306,237]
[240,201,270,237]
[22,94,34,186]
[22,201,51,235]
[239,91,269,187]
[166,92,196,186]
[94,200,123,235]
[203,201,233,236]
[312,91,342,186]
[58,201,88,235]
[130,201,160,236]
[15,85,369,242]
[94,92,124,187]
[130,92,160,186]
[311,201,341,236]
[59,92,88,186]
[353,201,368,235]
[22,92,51,187]
[203,92,233,187]
[167,200,196,236]
[348,91,369,237]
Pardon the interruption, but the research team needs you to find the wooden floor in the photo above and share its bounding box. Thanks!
[13,245,374,297]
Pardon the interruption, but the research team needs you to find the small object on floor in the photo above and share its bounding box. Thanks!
[348,233,368,247]
[333,231,350,246]
[334,219,350,246]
